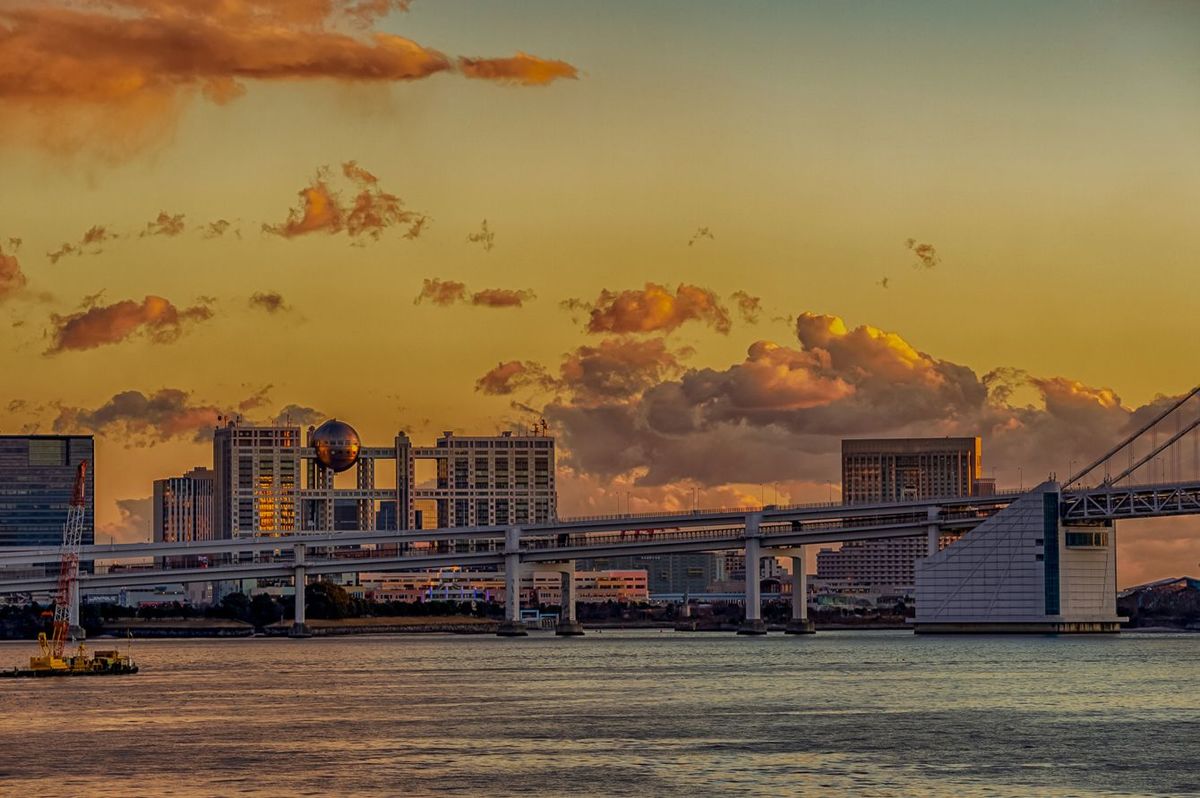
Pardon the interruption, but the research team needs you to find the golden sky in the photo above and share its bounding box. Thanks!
[1,1,1198,586]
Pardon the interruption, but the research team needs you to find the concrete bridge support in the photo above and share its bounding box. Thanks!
[927,506,941,557]
[554,563,584,636]
[738,513,767,635]
[498,526,527,637]
[782,547,814,634]
[290,543,311,638]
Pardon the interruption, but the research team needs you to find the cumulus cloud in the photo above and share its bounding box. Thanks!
[273,403,327,427]
[475,361,554,396]
[248,291,292,314]
[99,496,153,545]
[0,239,27,300]
[458,53,578,85]
[466,219,495,252]
[0,2,578,160]
[50,386,329,445]
[559,338,691,402]
[263,162,427,242]
[526,312,1190,498]
[905,238,941,269]
[47,295,213,353]
[414,278,534,308]
[577,282,732,335]
[140,211,186,238]
[731,290,762,324]
[52,388,225,444]
[47,225,117,264]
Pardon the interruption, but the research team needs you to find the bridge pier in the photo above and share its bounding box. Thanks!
[737,513,767,635]
[927,506,941,557]
[555,563,584,636]
[289,543,311,638]
[783,548,814,634]
[497,527,527,637]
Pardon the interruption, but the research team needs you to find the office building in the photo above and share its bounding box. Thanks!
[818,437,983,590]
[153,467,216,546]
[0,435,95,553]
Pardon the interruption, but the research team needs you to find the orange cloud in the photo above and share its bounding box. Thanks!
[475,361,553,396]
[582,282,732,335]
[140,211,186,238]
[201,219,238,239]
[466,219,495,252]
[471,288,535,308]
[263,163,426,241]
[905,238,941,269]
[458,52,578,85]
[47,295,213,353]
[0,3,578,159]
[52,387,223,444]
[560,338,690,401]
[248,291,291,314]
[0,240,27,300]
[414,278,534,308]
[731,290,762,324]
[414,278,468,306]
[47,224,117,264]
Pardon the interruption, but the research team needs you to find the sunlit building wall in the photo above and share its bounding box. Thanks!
[153,467,215,545]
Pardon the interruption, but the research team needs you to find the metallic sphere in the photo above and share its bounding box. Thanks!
[311,419,361,473]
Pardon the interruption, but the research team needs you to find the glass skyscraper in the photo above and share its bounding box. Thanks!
[0,434,95,549]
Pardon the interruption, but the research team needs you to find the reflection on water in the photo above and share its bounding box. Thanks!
[1,631,1198,797]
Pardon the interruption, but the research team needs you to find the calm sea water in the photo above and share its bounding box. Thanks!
[1,631,1197,797]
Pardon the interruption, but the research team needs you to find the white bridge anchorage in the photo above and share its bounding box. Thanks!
[2,386,1198,636]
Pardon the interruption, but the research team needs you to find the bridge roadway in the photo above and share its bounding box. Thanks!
[1,480,1196,609]
[0,491,1022,569]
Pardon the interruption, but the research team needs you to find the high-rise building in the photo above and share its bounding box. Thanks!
[211,419,556,538]
[212,422,301,538]
[841,437,981,504]
[152,467,215,545]
[818,437,983,590]
[0,435,95,573]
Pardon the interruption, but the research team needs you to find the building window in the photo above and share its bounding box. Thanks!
[1065,531,1108,548]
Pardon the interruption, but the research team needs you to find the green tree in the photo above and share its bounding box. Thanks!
[306,581,352,620]
[218,591,252,622]
[249,593,283,629]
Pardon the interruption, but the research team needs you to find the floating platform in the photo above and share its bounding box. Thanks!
[3,662,139,678]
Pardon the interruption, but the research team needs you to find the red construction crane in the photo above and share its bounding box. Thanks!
[49,460,88,659]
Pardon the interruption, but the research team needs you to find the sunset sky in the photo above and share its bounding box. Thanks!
[1,1,1198,585]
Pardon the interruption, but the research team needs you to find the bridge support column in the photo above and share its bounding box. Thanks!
[738,514,767,635]
[498,526,527,637]
[555,563,584,636]
[290,543,311,638]
[926,507,941,557]
[785,547,814,635]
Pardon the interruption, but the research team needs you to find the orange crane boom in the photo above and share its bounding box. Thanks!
[50,460,88,659]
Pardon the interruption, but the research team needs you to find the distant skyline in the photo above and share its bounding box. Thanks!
[1,1,1198,586]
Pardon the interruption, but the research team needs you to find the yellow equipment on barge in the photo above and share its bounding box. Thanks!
[2,633,138,678]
